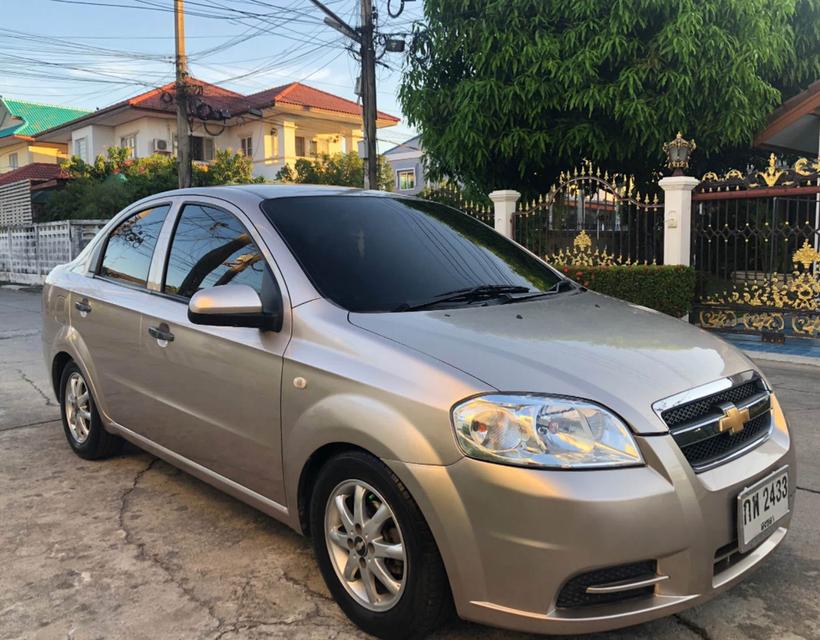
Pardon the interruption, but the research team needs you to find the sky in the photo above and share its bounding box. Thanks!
[0,0,424,150]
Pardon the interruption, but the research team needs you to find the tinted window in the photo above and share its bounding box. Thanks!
[164,203,267,299]
[99,205,170,287]
[261,196,561,312]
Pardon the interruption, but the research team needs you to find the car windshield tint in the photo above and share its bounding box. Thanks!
[261,196,561,312]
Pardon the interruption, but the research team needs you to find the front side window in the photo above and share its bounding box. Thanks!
[261,196,562,312]
[295,136,305,157]
[120,134,137,158]
[396,169,415,191]
[99,205,170,287]
[164,203,267,299]
[8,153,18,170]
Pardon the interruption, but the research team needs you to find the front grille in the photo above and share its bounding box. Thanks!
[661,380,762,427]
[659,375,772,472]
[555,561,657,609]
[680,413,771,469]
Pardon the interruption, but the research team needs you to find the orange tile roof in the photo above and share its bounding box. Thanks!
[0,162,67,187]
[246,82,400,123]
[34,78,399,138]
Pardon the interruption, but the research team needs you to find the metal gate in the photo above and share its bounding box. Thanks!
[692,155,820,338]
[513,161,664,264]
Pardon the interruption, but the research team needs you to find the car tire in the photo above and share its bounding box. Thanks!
[59,362,122,460]
[310,450,452,639]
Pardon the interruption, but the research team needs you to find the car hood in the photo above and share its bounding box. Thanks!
[348,291,756,434]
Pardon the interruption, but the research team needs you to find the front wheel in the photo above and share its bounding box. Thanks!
[310,451,451,639]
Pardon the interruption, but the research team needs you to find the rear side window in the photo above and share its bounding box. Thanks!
[163,203,267,299]
[99,205,170,287]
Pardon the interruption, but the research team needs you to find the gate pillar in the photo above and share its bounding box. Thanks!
[489,189,520,239]
[659,176,699,265]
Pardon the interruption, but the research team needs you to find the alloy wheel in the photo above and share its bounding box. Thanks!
[324,479,407,612]
[65,371,92,444]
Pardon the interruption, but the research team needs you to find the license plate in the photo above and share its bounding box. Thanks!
[737,465,790,553]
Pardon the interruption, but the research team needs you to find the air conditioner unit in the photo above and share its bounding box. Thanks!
[153,138,170,153]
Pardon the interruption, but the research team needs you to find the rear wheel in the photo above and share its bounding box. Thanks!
[59,362,122,460]
[310,451,451,639]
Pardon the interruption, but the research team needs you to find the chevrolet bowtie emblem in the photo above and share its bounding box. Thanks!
[717,403,750,435]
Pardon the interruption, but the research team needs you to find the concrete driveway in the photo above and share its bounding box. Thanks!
[1,286,818,640]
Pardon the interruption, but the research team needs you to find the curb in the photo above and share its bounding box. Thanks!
[743,349,820,368]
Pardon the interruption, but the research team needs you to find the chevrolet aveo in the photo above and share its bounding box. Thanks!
[42,185,795,638]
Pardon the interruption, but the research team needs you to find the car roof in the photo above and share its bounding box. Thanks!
[146,183,396,201]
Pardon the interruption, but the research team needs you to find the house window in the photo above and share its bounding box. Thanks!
[240,136,253,157]
[191,136,215,162]
[120,134,137,158]
[74,137,89,162]
[396,169,416,191]
[295,136,305,157]
[309,139,318,156]
[8,153,18,170]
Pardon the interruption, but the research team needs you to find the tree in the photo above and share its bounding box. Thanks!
[43,147,262,221]
[399,0,818,194]
[275,152,393,190]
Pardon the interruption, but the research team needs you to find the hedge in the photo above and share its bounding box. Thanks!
[558,264,697,317]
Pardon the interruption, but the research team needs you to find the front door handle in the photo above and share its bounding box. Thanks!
[74,299,92,314]
[148,325,175,343]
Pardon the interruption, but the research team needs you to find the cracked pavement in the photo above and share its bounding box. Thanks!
[1,286,819,640]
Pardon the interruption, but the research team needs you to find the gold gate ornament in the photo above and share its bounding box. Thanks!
[700,240,820,335]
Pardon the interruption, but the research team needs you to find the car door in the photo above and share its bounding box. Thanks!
[69,202,173,426]
[125,198,289,503]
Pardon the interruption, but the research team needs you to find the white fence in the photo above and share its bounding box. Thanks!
[0,220,106,285]
[0,180,33,227]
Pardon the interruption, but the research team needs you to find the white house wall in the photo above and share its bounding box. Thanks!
[113,117,176,158]
[64,110,369,181]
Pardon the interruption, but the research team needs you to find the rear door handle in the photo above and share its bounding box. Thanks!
[74,299,92,314]
[148,325,175,343]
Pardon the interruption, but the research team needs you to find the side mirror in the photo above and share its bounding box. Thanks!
[188,284,281,331]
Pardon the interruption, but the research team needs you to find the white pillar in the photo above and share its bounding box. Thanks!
[658,176,699,266]
[489,189,520,238]
[278,120,296,166]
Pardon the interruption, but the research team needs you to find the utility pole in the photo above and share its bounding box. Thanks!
[309,0,379,189]
[359,0,378,190]
[174,0,192,188]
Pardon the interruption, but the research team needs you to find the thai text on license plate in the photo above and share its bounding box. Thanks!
[737,466,790,553]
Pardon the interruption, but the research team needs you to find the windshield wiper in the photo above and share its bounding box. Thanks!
[503,279,581,303]
[393,285,532,311]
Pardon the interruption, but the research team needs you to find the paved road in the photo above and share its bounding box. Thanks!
[1,287,818,640]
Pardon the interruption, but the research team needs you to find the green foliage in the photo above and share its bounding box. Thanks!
[400,0,818,194]
[558,264,696,317]
[275,152,393,190]
[43,147,262,221]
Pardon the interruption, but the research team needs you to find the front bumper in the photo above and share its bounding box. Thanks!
[386,398,795,635]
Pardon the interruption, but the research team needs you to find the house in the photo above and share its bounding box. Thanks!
[0,98,89,174]
[0,163,69,226]
[754,79,820,156]
[34,78,400,181]
[382,134,427,194]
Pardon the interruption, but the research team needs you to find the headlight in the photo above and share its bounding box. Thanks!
[452,394,643,469]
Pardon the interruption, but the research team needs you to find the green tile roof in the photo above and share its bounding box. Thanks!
[0,98,89,138]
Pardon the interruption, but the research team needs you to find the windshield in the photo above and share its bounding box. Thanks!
[261,195,563,312]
